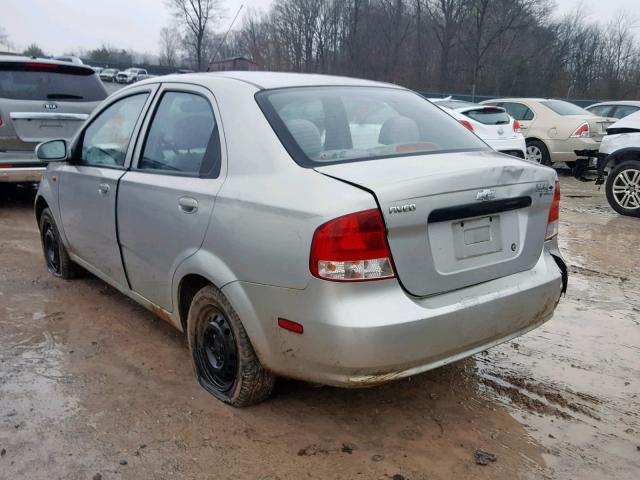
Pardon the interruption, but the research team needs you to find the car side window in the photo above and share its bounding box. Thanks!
[502,102,534,121]
[613,105,639,119]
[588,105,614,117]
[138,91,220,177]
[79,93,149,167]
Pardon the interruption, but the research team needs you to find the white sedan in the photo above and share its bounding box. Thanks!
[430,98,526,159]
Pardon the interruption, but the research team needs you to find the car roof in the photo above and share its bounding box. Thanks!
[482,98,549,103]
[587,100,640,108]
[0,55,94,72]
[146,71,402,91]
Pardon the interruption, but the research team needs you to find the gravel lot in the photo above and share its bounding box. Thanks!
[0,173,639,479]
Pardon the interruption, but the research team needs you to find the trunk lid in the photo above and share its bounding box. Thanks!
[315,151,557,297]
[4,99,96,149]
[0,61,105,150]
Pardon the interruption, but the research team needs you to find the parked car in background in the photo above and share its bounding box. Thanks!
[99,68,119,82]
[587,111,640,217]
[53,55,84,65]
[116,68,148,84]
[481,98,615,165]
[430,98,526,158]
[34,72,566,407]
[0,56,107,183]
[586,101,640,120]
[91,66,104,74]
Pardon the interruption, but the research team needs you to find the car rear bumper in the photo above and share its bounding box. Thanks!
[0,151,45,183]
[223,248,565,387]
[0,166,45,183]
[547,137,601,162]
[485,136,526,158]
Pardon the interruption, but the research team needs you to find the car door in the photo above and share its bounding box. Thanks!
[57,86,158,287]
[501,102,535,136]
[117,83,226,311]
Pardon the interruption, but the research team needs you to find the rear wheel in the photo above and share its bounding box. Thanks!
[605,160,640,217]
[187,285,274,407]
[39,208,82,279]
[526,140,552,165]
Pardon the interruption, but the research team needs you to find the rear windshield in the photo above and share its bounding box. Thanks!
[464,107,510,125]
[433,99,478,109]
[541,100,592,116]
[257,87,489,167]
[0,62,107,102]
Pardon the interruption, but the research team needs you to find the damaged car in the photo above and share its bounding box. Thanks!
[589,111,640,217]
[34,72,567,407]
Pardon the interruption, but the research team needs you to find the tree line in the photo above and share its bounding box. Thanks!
[212,0,639,101]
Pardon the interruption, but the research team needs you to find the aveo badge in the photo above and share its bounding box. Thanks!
[389,204,417,214]
[536,183,554,196]
[476,189,496,201]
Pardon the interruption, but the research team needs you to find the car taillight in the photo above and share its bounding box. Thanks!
[513,119,521,133]
[310,209,396,282]
[545,181,560,240]
[459,119,475,132]
[570,122,590,138]
[25,62,59,70]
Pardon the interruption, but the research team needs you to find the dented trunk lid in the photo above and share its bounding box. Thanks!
[315,151,557,297]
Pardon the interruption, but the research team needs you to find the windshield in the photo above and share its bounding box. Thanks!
[541,100,592,116]
[0,63,107,101]
[257,87,489,167]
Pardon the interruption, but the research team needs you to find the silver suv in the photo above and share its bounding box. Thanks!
[0,56,106,183]
[34,72,567,407]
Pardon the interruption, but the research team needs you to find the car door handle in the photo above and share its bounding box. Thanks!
[98,183,110,195]
[178,196,198,214]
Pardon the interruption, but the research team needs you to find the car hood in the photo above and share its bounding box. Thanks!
[608,111,640,131]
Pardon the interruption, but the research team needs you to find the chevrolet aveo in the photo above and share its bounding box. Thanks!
[34,72,567,407]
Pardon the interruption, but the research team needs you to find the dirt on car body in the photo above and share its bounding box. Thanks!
[1,175,639,479]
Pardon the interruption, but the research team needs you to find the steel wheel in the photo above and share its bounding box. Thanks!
[611,168,640,210]
[526,145,543,163]
[194,310,239,394]
[42,219,61,275]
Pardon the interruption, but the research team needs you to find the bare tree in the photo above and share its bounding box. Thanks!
[168,0,223,71]
[425,0,469,89]
[23,43,45,57]
[159,26,181,67]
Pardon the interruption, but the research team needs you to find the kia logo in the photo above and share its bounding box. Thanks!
[43,102,58,110]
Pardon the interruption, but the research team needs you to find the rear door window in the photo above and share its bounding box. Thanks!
[138,91,220,177]
[79,93,149,167]
[0,62,107,101]
[502,102,535,121]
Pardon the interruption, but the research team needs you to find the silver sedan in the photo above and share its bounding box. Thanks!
[34,72,567,406]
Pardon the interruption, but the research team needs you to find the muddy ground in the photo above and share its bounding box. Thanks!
[0,173,638,480]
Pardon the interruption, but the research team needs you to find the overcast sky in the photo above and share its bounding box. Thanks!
[2,0,640,55]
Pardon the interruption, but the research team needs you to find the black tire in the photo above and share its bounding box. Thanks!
[526,140,552,166]
[38,208,82,279]
[605,160,640,217]
[187,285,274,407]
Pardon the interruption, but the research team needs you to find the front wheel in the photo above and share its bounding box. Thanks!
[187,285,275,407]
[605,160,640,217]
[39,208,82,279]
[526,140,552,165]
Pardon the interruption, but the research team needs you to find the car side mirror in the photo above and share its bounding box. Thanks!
[36,139,68,162]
